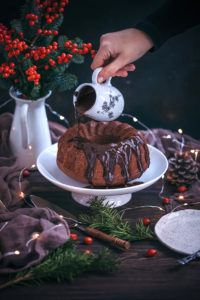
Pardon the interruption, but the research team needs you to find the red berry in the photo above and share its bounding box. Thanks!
[177,186,188,193]
[53,2,58,7]
[37,29,42,34]
[163,197,170,205]
[14,78,19,83]
[3,73,9,78]
[67,53,72,59]
[70,233,78,241]
[29,21,35,26]
[87,43,92,49]
[58,8,64,13]
[143,218,150,226]
[72,48,78,54]
[53,30,58,36]
[84,237,93,245]
[44,65,49,70]
[22,169,30,177]
[146,249,157,257]
[10,62,15,68]
[83,249,91,254]
[46,18,52,24]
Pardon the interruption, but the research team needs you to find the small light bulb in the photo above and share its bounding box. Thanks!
[19,192,25,198]
[31,164,36,169]
[161,175,165,179]
[184,203,188,206]
[133,117,138,122]
[32,233,40,239]
[14,250,20,255]
[59,215,64,218]
[178,195,184,200]
[59,115,65,120]
[28,145,32,150]
[190,149,195,153]
[178,128,183,135]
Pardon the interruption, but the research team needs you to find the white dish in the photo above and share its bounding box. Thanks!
[155,209,200,255]
[37,143,168,206]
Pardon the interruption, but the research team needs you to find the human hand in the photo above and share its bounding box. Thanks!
[91,28,154,83]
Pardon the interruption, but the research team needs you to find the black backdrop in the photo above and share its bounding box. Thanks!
[1,0,200,138]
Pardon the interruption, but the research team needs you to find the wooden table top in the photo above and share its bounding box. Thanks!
[1,171,200,300]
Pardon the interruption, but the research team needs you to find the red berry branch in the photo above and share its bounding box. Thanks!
[0,0,95,100]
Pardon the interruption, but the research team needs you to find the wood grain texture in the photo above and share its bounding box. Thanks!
[1,171,200,300]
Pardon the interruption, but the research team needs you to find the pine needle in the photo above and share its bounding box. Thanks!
[79,197,154,241]
[0,240,119,290]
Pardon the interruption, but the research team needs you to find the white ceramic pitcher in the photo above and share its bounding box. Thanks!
[73,67,124,121]
[9,87,52,169]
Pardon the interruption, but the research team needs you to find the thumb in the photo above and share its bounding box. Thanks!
[97,55,126,83]
[91,46,111,70]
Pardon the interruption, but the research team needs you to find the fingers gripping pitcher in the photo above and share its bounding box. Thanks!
[73,67,124,121]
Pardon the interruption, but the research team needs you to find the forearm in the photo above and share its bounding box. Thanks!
[134,0,200,50]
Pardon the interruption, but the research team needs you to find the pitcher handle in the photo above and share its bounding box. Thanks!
[21,103,30,149]
[92,67,112,86]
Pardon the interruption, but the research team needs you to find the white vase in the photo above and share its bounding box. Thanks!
[9,87,52,169]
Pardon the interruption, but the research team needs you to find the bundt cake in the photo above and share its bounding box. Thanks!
[57,121,150,187]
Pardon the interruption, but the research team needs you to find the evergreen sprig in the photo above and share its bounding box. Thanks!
[79,197,154,241]
[0,239,120,290]
[0,0,94,99]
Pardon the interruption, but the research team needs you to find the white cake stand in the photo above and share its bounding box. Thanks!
[37,143,168,207]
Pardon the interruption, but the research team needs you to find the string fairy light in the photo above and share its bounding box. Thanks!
[18,167,26,199]
[0,98,13,110]
[0,98,70,127]
[178,128,184,153]
[119,204,165,214]
[121,113,157,143]
[45,103,70,127]
[0,221,64,260]
[171,201,200,213]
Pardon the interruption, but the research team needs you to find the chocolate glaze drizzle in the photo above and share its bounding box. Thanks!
[73,87,149,186]
[69,133,149,186]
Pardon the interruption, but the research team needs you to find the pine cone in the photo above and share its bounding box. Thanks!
[167,152,199,186]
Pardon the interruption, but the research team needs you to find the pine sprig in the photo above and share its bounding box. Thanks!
[79,197,154,241]
[0,240,119,290]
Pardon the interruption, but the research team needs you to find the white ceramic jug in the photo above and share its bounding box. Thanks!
[73,67,124,121]
[9,87,52,169]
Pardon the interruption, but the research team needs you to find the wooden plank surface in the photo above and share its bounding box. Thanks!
[0,171,200,300]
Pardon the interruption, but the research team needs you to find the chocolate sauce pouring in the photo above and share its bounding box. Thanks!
[74,86,96,120]
[73,86,149,187]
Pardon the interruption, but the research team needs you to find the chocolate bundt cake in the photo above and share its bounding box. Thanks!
[57,121,150,186]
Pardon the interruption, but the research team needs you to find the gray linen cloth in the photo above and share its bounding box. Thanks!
[0,207,70,273]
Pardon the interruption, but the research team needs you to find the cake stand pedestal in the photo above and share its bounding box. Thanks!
[37,143,168,208]
[71,192,132,207]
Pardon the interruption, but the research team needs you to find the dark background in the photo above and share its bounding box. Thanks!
[1,0,200,138]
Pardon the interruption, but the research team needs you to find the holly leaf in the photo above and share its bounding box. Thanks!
[0,77,11,90]
[72,54,84,64]
[50,14,64,31]
[21,58,32,71]
[29,85,41,99]
[56,73,78,92]
[58,35,68,47]
[73,37,83,47]
[10,19,23,34]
